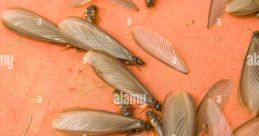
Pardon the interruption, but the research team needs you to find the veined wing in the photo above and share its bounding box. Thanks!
[163,92,196,136]
[207,0,229,28]
[112,0,139,11]
[226,0,259,15]
[206,99,234,136]
[133,26,189,74]
[234,117,259,136]
[2,8,67,44]
[70,0,92,7]
[197,79,232,136]
[239,31,259,115]
[52,110,144,135]
[83,50,156,105]
[59,17,136,62]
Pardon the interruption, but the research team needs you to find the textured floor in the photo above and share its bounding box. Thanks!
[0,0,259,136]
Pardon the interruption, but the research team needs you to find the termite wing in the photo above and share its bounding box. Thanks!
[226,0,259,16]
[132,26,189,74]
[83,50,162,111]
[206,99,234,136]
[59,17,144,65]
[70,0,92,7]
[52,109,151,135]
[1,8,67,44]
[234,117,259,136]
[207,0,229,28]
[197,79,232,136]
[162,92,196,136]
[239,31,259,116]
[111,0,139,11]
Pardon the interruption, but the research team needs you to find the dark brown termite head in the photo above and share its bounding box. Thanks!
[131,120,152,133]
[122,109,132,117]
[132,56,144,65]
[146,111,161,122]
[153,101,162,111]
[84,4,98,24]
[146,111,155,116]
[145,0,155,7]
[143,121,153,131]
[146,111,161,125]
[253,31,259,37]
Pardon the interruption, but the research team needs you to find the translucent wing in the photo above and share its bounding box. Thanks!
[1,8,67,44]
[207,0,229,28]
[112,0,139,11]
[133,26,189,74]
[206,99,234,136]
[197,79,232,136]
[52,110,144,135]
[83,50,156,106]
[226,0,259,15]
[70,0,92,7]
[163,92,196,136]
[59,17,137,63]
[239,31,259,115]
[234,117,259,136]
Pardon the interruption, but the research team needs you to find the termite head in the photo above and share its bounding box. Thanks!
[85,5,98,15]
[132,56,144,65]
[146,111,155,117]
[153,101,162,111]
[144,121,152,131]
[145,0,155,7]
[253,31,259,37]
[123,110,132,117]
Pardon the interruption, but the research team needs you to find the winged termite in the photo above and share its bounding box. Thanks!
[146,111,163,136]
[83,50,162,111]
[70,0,92,7]
[239,31,259,115]
[206,99,234,136]
[145,0,155,7]
[59,17,144,65]
[162,92,196,136]
[113,89,132,117]
[52,109,151,135]
[132,26,189,74]
[197,79,232,136]
[226,0,259,16]
[112,0,139,11]
[1,8,67,44]
[234,117,259,136]
[207,0,229,28]
[84,4,98,24]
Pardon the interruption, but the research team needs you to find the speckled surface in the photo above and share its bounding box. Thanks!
[0,0,258,136]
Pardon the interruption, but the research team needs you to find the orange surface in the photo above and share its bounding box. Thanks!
[0,0,259,136]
